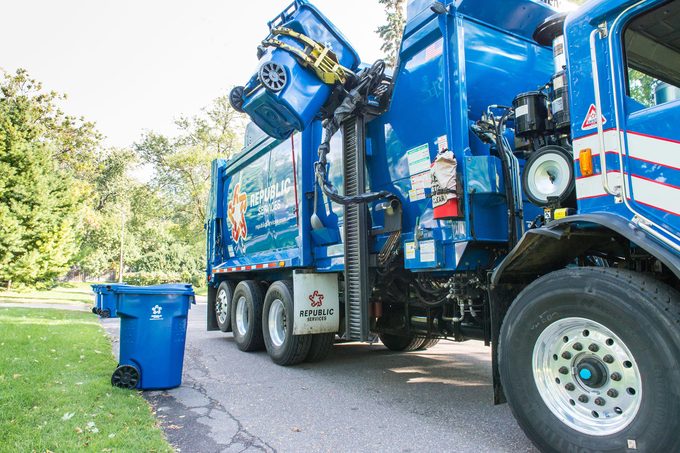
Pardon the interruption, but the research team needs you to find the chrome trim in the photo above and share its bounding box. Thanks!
[589,26,619,197]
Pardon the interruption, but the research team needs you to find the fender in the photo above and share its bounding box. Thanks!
[492,213,680,285]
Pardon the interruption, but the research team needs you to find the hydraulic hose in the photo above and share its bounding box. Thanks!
[314,60,394,206]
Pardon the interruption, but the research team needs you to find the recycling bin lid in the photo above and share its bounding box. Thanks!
[91,283,129,293]
[111,283,195,296]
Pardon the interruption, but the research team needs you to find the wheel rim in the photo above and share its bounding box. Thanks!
[235,296,248,336]
[532,317,642,436]
[268,298,286,348]
[216,289,229,324]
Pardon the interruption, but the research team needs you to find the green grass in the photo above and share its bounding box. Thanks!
[0,283,95,305]
[0,308,172,452]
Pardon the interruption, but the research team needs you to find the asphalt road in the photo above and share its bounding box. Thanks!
[103,303,537,453]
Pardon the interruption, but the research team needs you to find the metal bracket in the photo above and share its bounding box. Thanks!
[262,27,354,85]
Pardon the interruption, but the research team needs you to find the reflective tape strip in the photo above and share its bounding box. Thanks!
[212,261,288,274]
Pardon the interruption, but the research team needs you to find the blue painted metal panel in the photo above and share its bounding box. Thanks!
[565,0,680,250]
[366,1,553,271]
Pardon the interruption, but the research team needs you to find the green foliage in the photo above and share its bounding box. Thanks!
[125,271,204,288]
[0,68,245,289]
[628,69,657,108]
[0,69,96,289]
[376,0,406,67]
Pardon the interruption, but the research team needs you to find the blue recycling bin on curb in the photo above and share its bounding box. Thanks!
[91,283,128,318]
[109,284,195,390]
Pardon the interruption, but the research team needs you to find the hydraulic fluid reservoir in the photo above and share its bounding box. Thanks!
[230,1,360,140]
[513,91,549,138]
[551,71,570,132]
[533,13,568,73]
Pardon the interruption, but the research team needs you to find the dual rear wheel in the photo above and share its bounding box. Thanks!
[222,279,335,365]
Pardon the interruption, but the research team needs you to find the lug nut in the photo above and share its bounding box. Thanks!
[573,342,583,351]
[589,343,600,352]
[559,366,569,375]
[565,383,575,391]
[562,351,572,360]
[607,389,619,398]
[578,394,589,403]
[595,397,606,406]
[603,354,614,364]
[611,372,622,381]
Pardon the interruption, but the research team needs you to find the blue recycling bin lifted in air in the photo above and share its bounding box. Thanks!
[91,283,128,318]
[233,0,360,139]
[109,284,195,390]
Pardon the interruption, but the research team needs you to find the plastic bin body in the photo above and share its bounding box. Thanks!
[115,284,195,390]
[241,0,360,139]
[91,283,128,318]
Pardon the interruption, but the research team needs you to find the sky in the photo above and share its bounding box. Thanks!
[0,0,385,148]
[1,1,577,149]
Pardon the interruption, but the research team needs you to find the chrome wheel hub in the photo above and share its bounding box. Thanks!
[235,296,249,336]
[533,317,642,436]
[268,299,286,348]
[216,289,229,324]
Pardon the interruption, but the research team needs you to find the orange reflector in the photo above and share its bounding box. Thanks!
[579,148,593,177]
[278,261,285,267]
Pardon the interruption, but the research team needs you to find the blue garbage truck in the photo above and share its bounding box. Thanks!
[207,0,680,450]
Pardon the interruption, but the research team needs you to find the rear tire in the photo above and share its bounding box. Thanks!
[216,281,234,332]
[230,281,265,352]
[379,332,425,352]
[499,267,680,452]
[306,333,335,362]
[262,280,311,366]
[418,337,440,350]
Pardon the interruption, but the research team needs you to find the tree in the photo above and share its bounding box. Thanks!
[0,69,98,288]
[129,93,246,285]
[376,0,406,67]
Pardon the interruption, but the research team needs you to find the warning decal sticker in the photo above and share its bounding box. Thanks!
[406,144,431,176]
[581,104,607,130]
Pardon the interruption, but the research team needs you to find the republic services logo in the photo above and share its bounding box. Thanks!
[152,305,162,315]
[228,182,248,244]
[309,291,324,308]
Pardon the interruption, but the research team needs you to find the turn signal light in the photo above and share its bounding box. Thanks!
[579,148,594,177]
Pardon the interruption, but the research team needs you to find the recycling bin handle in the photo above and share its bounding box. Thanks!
[268,0,301,30]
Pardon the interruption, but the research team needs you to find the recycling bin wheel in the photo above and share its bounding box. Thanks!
[229,86,246,113]
[111,365,140,389]
[100,309,111,318]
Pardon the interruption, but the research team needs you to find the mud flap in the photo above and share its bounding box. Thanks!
[293,272,340,335]
[207,285,219,331]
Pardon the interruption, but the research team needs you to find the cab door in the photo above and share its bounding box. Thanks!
[611,0,680,238]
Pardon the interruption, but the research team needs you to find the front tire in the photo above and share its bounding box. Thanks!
[262,281,311,366]
[499,267,680,452]
[230,281,265,352]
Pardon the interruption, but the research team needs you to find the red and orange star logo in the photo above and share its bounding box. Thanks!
[228,182,248,243]
[309,291,324,308]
